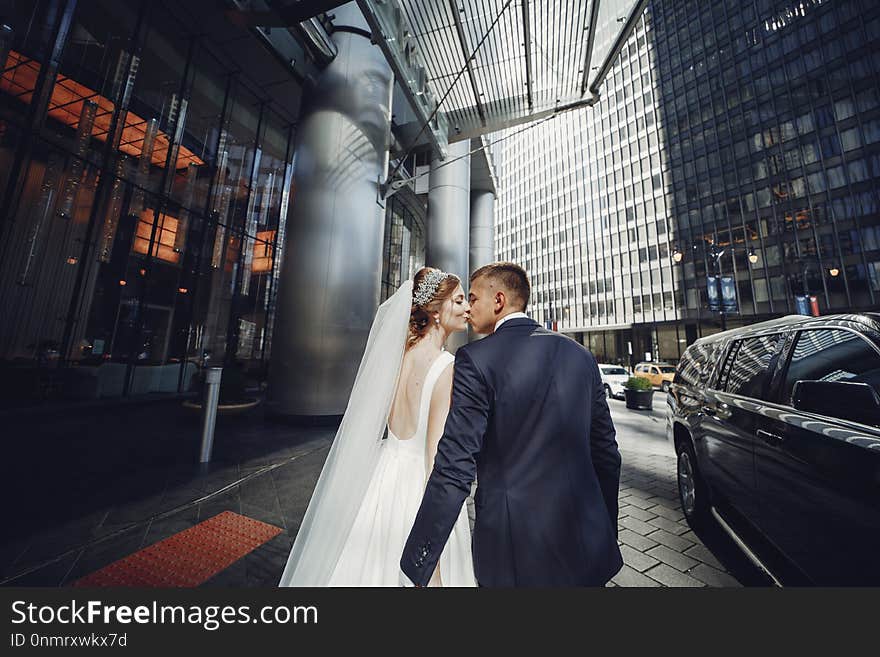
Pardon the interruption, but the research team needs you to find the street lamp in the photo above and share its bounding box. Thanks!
[669,245,686,356]
[789,257,818,317]
[673,240,761,334]
[788,256,838,316]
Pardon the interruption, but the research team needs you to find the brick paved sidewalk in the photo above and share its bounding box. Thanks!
[609,449,740,587]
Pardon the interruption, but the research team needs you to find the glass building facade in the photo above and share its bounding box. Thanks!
[496,0,880,366]
[0,0,299,406]
[657,0,880,323]
[380,188,426,303]
[0,0,424,408]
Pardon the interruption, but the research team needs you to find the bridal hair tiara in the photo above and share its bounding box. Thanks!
[413,269,451,306]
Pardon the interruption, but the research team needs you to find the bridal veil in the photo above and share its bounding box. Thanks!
[278,281,413,586]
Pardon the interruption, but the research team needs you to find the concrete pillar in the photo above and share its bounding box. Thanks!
[266,3,392,417]
[427,139,470,352]
[468,189,494,343]
[469,190,495,274]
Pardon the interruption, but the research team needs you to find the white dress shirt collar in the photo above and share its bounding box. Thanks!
[494,311,529,331]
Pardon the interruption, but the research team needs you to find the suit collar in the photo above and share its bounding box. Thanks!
[492,316,539,334]
[494,311,529,331]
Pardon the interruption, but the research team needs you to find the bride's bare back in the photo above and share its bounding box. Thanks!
[388,345,445,441]
[387,277,466,445]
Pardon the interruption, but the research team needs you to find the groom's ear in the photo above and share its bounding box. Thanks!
[495,290,506,310]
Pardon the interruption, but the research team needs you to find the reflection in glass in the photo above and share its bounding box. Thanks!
[98,157,128,263]
[130,117,158,214]
[57,100,97,220]
[109,50,140,149]
[173,162,199,253]
[0,24,13,72]
[782,329,880,408]
[723,334,781,399]
[132,210,181,264]
[19,154,64,285]
[162,95,188,194]
[0,0,299,408]
[240,148,262,296]
[210,131,230,269]
[242,169,275,295]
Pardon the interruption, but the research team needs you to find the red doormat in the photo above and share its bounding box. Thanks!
[72,511,283,587]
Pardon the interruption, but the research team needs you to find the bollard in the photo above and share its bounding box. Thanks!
[199,367,223,463]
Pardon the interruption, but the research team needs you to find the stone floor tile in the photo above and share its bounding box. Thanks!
[645,528,696,552]
[620,544,661,573]
[644,563,705,588]
[645,544,700,572]
[611,564,662,587]
[647,515,691,536]
[683,544,726,570]
[619,516,657,536]
[620,505,658,522]
[617,529,660,552]
[689,563,743,587]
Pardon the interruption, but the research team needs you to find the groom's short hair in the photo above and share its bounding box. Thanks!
[471,262,531,310]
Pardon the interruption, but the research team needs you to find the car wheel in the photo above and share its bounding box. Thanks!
[676,438,710,529]
[604,384,612,399]
[662,381,671,393]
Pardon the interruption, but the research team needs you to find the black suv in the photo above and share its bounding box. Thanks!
[668,313,880,585]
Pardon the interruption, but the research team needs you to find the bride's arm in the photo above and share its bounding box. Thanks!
[426,363,455,481]
[424,362,455,587]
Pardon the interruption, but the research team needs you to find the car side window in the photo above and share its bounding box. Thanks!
[722,333,783,400]
[676,341,719,387]
[780,329,880,408]
[651,367,660,375]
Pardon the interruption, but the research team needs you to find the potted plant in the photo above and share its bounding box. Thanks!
[623,376,654,410]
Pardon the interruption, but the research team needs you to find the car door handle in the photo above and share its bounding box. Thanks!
[757,429,785,446]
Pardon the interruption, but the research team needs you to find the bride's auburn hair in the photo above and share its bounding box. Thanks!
[407,267,461,350]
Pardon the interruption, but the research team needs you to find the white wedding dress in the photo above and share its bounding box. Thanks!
[278,280,475,587]
[327,350,476,586]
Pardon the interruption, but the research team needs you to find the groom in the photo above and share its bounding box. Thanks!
[401,262,623,587]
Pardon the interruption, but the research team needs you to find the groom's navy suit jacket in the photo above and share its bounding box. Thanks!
[401,317,623,587]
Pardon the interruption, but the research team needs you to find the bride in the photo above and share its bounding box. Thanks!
[279,267,477,587]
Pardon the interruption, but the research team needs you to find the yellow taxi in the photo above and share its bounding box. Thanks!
[633,362,677,392]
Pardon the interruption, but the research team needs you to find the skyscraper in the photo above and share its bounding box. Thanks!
[496,0,880,365]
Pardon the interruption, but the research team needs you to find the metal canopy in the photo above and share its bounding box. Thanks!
[358,0,648,150]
